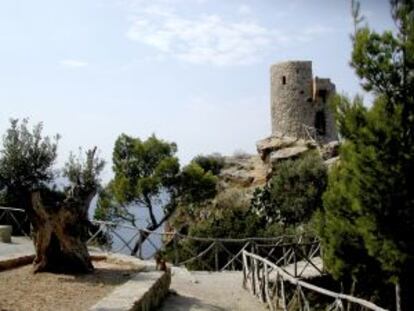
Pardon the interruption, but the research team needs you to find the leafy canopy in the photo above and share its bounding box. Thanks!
[96,134,218,226]
[252,152,327,227]
[0,119,59,207]
[192,153,225,176]
[0,118,104,219]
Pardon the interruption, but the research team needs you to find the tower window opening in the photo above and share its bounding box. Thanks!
[315,111,326,136]
[282,76,286,85]
[318,89,327,103]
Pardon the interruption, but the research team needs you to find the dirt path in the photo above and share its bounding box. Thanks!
[159,268,266,311]
[0,260,141,311]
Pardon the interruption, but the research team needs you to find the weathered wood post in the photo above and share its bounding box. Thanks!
[242,251,247,289]
[173,233,179,265]
[250,238,256,255]
[294,246,298,277]
[260,260,266,302]
[280,276,288,311]
[214,241,219,271]
[264,263,275,311]
[275,272,280,310]
[252,256,257,296]
[138,230,144,259]
[395,282,401,311]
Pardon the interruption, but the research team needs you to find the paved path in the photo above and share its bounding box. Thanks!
[0,236,33,257]
[1,237,320,311]
[281,256,323,279]
[159,268,266,311]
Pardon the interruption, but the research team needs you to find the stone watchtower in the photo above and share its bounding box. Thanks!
[270,61,337,143]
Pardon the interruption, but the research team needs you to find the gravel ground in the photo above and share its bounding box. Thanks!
[0,260,141,311]
[159,268,266,311]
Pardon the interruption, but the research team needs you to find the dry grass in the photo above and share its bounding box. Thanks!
[0,260,141,311]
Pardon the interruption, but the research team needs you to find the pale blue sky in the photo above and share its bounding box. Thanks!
[0,0,394,181]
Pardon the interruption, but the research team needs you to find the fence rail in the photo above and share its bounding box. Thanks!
[242,251,388,311]
[0,206,30,236]
[88,220,321,273]
[2,206,388,310]
[1,207,322,274]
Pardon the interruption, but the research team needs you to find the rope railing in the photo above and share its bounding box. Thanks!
[242,251,388,311]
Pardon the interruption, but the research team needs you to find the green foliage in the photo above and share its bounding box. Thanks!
[110,134,179,207]
[64,147,105,193]
[179,162,218,206]
[169,152,326,270]
[252,152,327,226]
[351,0,414,105]
[165,189,264,270]
[321,94,414,274]
[188,191,262,239]
[319,1,414,307]
[0,119,59,208]
[192,153,225,176]
[96,134,217,228]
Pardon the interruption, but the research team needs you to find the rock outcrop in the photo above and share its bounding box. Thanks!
[324,156,340,169]
[320,141,340,160]
[219,155,267,189]
[269,146,309,162]
[256,134,340,179]
[257,135,316,162]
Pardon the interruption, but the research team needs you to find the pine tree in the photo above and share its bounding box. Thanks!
[319,1,414,309]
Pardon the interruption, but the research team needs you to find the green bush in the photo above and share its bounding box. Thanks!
[252,152,327,227]
[165,189,264,270]
[192,153,225,176]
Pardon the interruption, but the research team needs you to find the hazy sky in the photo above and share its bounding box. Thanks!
[0,0,394,181]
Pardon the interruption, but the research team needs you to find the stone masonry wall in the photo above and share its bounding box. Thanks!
[270,61,338,143]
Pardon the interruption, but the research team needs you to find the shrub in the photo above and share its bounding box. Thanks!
[192,153,225,176]
[252,152,327,227]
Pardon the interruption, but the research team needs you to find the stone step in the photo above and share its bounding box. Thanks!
[0,226,12,243]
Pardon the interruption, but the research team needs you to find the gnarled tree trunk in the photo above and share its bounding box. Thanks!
[30,189,95,273]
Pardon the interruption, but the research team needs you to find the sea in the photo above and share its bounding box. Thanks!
[89,196,164,259]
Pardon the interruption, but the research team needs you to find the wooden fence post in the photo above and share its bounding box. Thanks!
[242,251,247,289]
[214,241,219,271]
[294,247,298,277]
[252,256,257,296]
[395,282,401,311]
[173,233,179,265]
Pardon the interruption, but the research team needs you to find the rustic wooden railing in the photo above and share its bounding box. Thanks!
[0,206,29,236]
[89,220,321,273]
[1,206,390,310]
[1,206,322,273]
[242,251,388,311]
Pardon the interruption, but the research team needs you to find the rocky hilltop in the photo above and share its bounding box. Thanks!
[257,135,340,175]
[212,135,339,201]
[219,154,267,189]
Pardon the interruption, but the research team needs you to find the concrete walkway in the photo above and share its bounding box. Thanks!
[0,239,266,311]
[159,268,266,311]
[0,236,33,257]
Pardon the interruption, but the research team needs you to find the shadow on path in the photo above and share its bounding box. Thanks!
[160,292,226,311]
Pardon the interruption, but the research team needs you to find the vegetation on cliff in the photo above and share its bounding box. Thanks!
[95,134,218,256]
